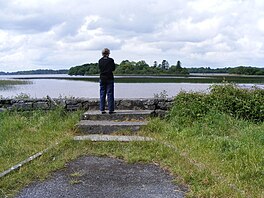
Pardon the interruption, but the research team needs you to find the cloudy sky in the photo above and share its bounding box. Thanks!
[0,0,264,72]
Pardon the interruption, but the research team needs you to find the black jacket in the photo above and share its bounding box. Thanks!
[99,56,115,82]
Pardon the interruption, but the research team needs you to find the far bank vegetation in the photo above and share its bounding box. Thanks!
[68,60,264,76]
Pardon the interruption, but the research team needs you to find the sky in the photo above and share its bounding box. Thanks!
[0,0,264,72]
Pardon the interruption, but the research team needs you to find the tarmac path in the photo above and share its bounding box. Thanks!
[15,156,186,198]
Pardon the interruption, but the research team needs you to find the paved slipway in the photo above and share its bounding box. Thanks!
[15,156,186,198]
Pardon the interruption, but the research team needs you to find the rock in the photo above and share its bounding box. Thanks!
[12,102,33,111]
[66,103,82,111]
[0,98,173,112]
[33,102,49,110]
[83,99,100,110]
[118,99,133,110]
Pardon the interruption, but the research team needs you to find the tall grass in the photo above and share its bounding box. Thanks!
[144,84,264,197]
[0,108,82,173]
[0,80,30,86]
[0,80,31,91]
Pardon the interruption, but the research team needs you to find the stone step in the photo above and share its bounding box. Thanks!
[73,135,154,142]
[76,120,147,134]
[82,110,154,121]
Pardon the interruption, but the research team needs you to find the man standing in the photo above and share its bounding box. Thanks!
[98,48,115,114]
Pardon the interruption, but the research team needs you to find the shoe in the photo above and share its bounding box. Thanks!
[109,111,115,114]
[101,111,106,114]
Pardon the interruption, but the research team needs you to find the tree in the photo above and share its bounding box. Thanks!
[68,63,99,76]
[153,61,158,68]
[228,66,263,75]
[161,60,169,70]
[175,60,182,74]
[176,60,182,69]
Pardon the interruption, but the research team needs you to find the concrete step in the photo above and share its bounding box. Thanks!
[82,110,154,121]
[76,120,147,134]
[73,135,154,142]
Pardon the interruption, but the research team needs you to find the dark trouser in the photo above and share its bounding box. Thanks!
[100,80,114,112]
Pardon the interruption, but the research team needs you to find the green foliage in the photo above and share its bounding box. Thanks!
[170,83,264,122]
[229,66,264,75]
[115,60,149,74]
[0,108,82,173]
[188,67,229,73]
[68,60,190,76]
[68,63,99,75]
[146,90,264,196]
[209,84,264,122]
[65,61,261,76]
[188,66,264,75]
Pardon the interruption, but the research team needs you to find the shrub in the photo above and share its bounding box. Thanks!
[169,84,264,122]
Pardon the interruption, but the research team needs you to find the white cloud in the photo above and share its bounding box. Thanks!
[0,0,264,71]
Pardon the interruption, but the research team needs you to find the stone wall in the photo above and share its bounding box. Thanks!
[0,98,174,115]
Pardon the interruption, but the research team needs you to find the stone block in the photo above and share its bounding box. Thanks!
[0,99,12,105]
[12,102,33,111]
[54,99,66,107]
[82,101,90,110]
[33,102,49,110]
[65,99,79,105]
[66,103,82,111]
[147,105,156,110]
[118,99,133,109]
[83,99,100,110]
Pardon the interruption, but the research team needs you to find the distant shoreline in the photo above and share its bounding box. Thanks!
[4,74,263,84]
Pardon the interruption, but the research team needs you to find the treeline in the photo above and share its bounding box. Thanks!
[0,69,68,75]
[1,63,263,76]
[188,67,229,73]
[228,66,264,75]
[68,63,99,75]
[188,66,264,75]
[68,60,189,76]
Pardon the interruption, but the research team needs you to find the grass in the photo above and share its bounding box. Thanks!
[0,80,31,91]
[0,108,82,174]
[0,85,263,197]
[143,114,264,197]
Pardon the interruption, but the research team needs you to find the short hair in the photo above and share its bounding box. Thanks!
[102,48,110,56]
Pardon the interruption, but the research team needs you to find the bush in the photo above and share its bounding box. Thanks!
[169,84,264,122]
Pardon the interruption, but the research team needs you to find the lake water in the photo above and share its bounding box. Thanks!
[0,75,263,98]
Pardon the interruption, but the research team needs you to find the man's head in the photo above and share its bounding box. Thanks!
[102,48,110,56]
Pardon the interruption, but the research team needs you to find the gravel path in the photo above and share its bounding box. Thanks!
[15,156,186,198]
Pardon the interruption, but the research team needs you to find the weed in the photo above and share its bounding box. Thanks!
[70,172,83,177]
[154,90,168,99]
[69,179,82,185]
[14,93,31,99]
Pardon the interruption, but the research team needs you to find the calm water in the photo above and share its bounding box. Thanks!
[0,75,263,98]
